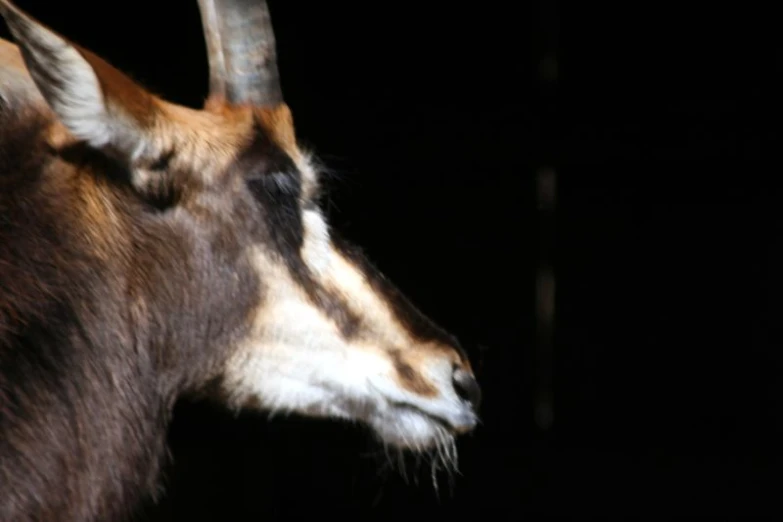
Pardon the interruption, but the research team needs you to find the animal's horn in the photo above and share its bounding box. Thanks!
[196,0,283,106]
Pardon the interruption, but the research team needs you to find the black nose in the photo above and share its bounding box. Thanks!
[453,369,482,411]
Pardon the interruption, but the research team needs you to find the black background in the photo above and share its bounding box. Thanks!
[3,0,781,518]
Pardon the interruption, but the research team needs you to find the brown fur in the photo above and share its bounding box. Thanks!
[389,349,439,396]
[0,100,265,520]
[0,2,480,519]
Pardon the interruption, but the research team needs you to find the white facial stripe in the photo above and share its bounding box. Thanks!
[223,150,477,450]
[293,149,320,201]
[223,249,391,417]
[221,243,477,453]
[325,251,411,346]
[299,206,411,348]
[300,209,331,276]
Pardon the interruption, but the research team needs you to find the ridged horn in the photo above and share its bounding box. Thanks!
[196,0,283,106]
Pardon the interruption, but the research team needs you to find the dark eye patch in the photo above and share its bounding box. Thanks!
[245,170,304,254]
[230,116,308,253]
[239,124,298,181]
[246,170,300,199]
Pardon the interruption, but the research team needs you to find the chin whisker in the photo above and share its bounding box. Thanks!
[369,420,460,499]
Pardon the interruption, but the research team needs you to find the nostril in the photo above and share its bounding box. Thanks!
[453,369,482,411]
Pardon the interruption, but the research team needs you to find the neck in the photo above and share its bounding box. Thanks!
[0,300,175,522]
[1,123,174,520]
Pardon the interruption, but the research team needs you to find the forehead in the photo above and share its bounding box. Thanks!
[221,104,319,202]
[133,103,314,198]
[203,104,320,251]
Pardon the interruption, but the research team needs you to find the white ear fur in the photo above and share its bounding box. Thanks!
[0,0,147,159]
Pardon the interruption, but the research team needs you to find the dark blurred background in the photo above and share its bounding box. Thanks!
[3,0,781,518]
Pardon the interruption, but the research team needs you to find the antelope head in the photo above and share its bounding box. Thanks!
[0,0,481,460]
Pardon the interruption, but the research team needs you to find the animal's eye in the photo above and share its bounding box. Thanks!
[244,170,305,250]
[246,171,301,203]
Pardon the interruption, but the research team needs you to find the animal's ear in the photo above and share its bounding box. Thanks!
[0,1,158,160]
